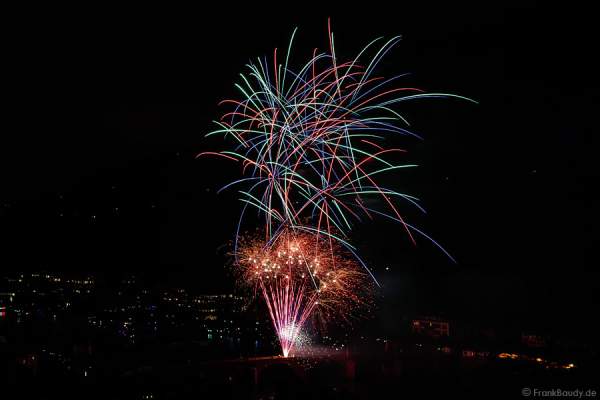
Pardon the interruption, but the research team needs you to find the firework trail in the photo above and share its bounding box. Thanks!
[202,20,474,356]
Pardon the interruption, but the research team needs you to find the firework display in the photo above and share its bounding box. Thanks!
[202,21,473,356]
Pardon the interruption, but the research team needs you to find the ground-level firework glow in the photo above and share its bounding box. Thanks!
[235,228,370,357]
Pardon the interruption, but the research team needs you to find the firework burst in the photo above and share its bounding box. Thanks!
[201,21,473,266]
[235,228,371,357]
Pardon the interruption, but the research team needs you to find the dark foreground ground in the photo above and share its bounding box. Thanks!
[6,344,598,399]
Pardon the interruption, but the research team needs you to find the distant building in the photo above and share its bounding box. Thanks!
[411,317,450,338]
[521,333,546,348]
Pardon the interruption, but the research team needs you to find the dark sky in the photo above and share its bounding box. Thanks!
[2,4,598,338]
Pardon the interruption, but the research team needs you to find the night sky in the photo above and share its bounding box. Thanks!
[3,4,598,340]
